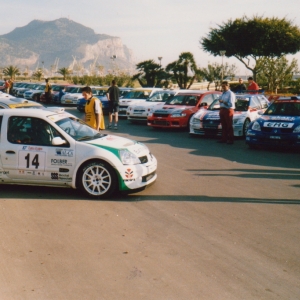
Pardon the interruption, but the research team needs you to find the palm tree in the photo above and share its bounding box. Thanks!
[3,65,20,80]
[58,67,71,81]
[166,52,198,89]
[32,69,43,81]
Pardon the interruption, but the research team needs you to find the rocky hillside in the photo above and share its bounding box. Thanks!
[0,18,136,74]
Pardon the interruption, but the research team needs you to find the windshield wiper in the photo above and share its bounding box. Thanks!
[77,136,93,141]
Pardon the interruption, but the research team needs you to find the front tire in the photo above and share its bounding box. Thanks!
[78,160,117,198]
[243,118,250,137]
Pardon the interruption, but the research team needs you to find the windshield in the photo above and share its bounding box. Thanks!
[264,101,300,116]
[55,117,105,141]
[146,91,175,102]
[235,98,249,111]
[122,90,151,100]
[208,99,221,110]
[165,94,198,106]
[94,89,108,96]
[65,87,81,93]
[52,85,65,92]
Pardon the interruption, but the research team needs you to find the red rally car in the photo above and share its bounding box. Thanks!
[147,90,221,129]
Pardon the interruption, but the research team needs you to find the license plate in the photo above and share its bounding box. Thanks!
[66,100,72,103]
[120,108,127,111]
[270,136,281,139]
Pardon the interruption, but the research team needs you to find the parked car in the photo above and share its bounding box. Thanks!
[0,97,45,109]
[24,84,46,102]
[60,85,85,105]
[10,82,27,95]
[15,83,42,98]
[246,96,300,148]
[127,90,177,122]
[190,94,270,137]
[0,108,157,198]
[147,90,221,129]
[119,88,163,117]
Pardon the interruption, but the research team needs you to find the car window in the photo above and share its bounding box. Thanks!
[265,102,300,116]
[250,97,261,109]
[201,94,215,106]
[7,116,63,146]
[258,96,269,109]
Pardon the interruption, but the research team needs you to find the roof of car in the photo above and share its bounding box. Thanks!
[0,107,68,117]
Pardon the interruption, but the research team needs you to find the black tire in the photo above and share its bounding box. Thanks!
[78,160,117,198]
[243,118,250,137]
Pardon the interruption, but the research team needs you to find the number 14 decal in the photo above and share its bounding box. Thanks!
[25,153,40,169]
[19,151,46,171]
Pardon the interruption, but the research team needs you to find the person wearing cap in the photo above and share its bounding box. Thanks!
[247,77,259,94]
[218,81,236,144]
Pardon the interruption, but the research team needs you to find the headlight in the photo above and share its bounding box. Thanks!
[251,121,261,131]
[293,125,300,133]
[170,113,186,118]
[119,149,140,165]
[233,117,244,124]
[192,118,200,124]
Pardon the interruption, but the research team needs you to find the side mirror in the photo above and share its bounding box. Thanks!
[52,136,67,145]
[200,102,208,107]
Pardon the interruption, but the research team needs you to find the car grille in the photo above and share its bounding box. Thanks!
[153,113,169,117]
[262,128,294,133]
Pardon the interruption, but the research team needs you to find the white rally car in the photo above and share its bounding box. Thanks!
[190,94,270,137]
[118,88,163,117]
[126,90,177,122]
[0,109,157,198]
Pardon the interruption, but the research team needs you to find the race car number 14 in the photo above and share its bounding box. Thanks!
[18,151,46,170]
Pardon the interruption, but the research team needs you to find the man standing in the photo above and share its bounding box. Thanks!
[106,80,120,130]
[233,78,246,93]
[247,77,259,94]
[44,78,52,103]
[82,86,105,131]
[218,81,236,144]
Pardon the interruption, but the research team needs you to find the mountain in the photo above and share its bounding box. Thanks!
[0,18,136,74]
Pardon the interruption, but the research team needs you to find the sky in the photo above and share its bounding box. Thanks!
[1,0,300,75]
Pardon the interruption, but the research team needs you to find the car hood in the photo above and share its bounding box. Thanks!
[154,105,191,114]
[255,115,300,127]
[85,134,149,156]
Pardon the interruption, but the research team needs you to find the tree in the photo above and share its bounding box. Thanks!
[3,65,20,79]
[256,56,299,93]
[32,69,43,81]
[132,60,168,87]
[165,52,199,89]
[199,62,238,90]
[201,16,300,80]
[58,67,71,81]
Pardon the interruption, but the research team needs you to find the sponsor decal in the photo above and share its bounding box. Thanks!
[51,159,72,166]
[51,172,72,181]
[263,122,294,128]
[22,146,43,151]
[125,168,134,179]
[106,135,118,141]
[269,116,295,121]
[51,173,59,180]
[56,149,74,157]
[0,170,9,176]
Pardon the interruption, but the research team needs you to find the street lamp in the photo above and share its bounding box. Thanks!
[220,50,226,85]
[158,56,162,67]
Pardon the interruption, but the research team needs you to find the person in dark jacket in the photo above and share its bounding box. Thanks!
[233,78,246,93]
[106,80,120,130]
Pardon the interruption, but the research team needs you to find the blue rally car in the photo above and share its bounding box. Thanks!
[246,97,300,148]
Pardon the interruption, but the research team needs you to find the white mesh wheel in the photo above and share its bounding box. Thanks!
[79,161,117,198]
